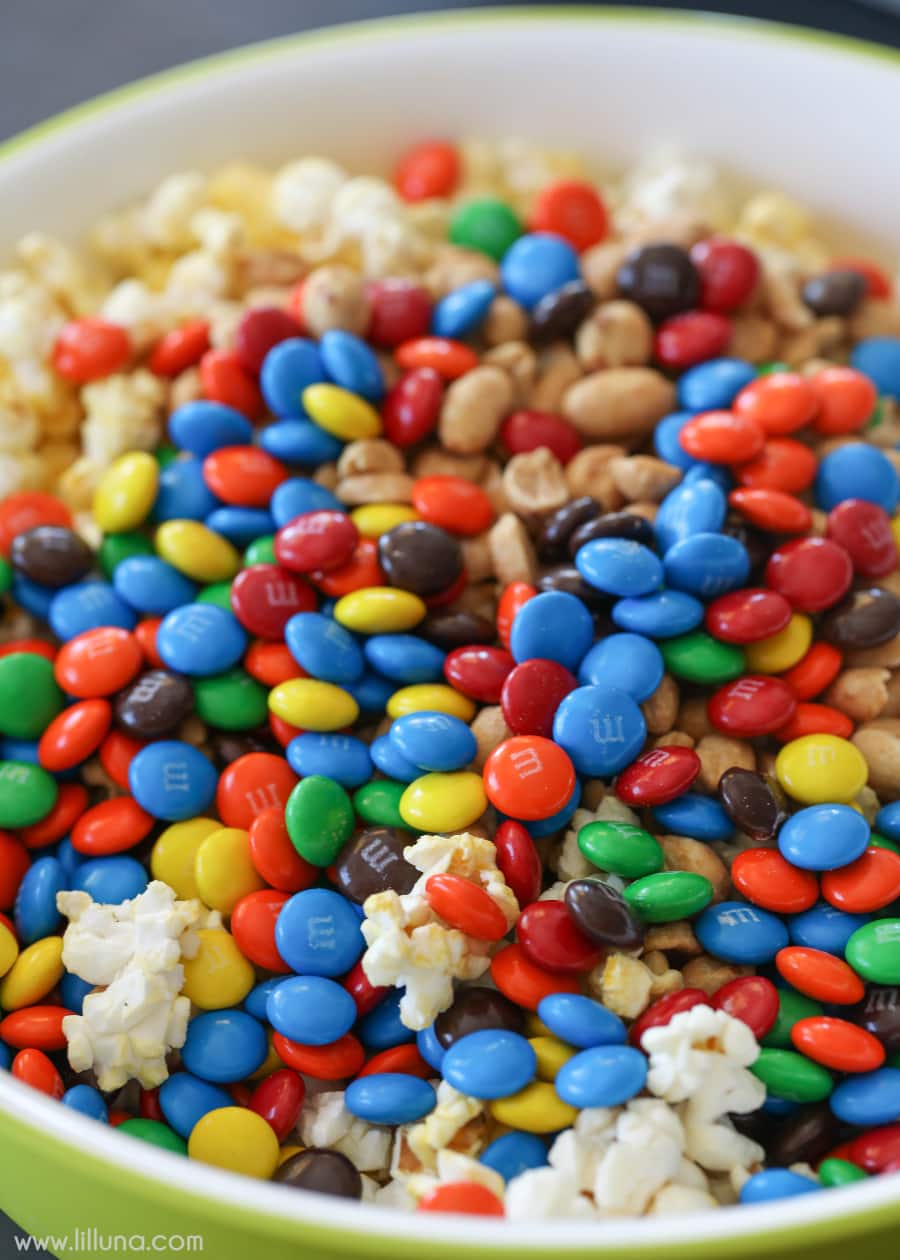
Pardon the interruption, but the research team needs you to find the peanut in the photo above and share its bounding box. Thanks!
[696,734,756,793]
[581,779,606,811]
[852,725,900,798]
[728,313,778,363]
[659,834,730,903]
[652,730,695,750]
[482,341,537,406]
[301,263,370,337]
[488,512,538,586]
[335,473,414,505]
[609,455,682,502]
[849,300,900,342]
[824,668,890,724]
[483,295,528,346]
[644,921,702,958]
[763,268,814,331]
[579,240,629,300]
[479,460,510,517]
[411,449,487,482]
[778,317,846,367]
[470,706,512,771]
[235,248,307,292]
[626,501,659,522]
[575,300,654,370]
[529,344,582,413]
[562,368,676,441]
[682,956,753,996]
[641,674,680,736]
[170,366,202,410]
[438,365,514,455]
[564,444,627,502]
[337,438,404,478]
[461,534,494,584]
[424,244,499,299]
[502,448,569,516]
[677,697,714,742]
[312,462,338,491]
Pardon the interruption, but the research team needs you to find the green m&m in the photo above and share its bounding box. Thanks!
[287,775,355,866]
[578,820,663,879]
[660,632,746,685]
[622,871,713,923]
[0,760,58,828]
[0,652,64,739]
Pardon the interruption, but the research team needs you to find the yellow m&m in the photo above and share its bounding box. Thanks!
[155,519,241,583]
[744,613,812,674]
[0,936,63,1009]
[302,384,381,441]
[399,771,487,833]
[268,678,359,731]
[775,734,868,804]
[490,1081,578,1134]
[151,817,220,900]
[194,827,264,914]
[181,930,255,1009]
[188,1107,279,1179]
[93,452,159,533]
[334,587,425,634]
[387,684,475,722]
[351,504,419,538]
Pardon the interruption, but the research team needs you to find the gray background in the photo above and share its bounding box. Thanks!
[2,1,900,1256]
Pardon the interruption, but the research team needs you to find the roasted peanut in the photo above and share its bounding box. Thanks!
[335,473,414,505]
[824,669,891,724]
[483,295,528,346]
[461,534,494,584]
[424,244,499,299]
[652,730,695,750]
[482,341,537,405]
[609,455,682,502]
[337,438,405,478]
[470,706,512,770]
[502,448,569,516]
[696,734,756,792]
[852,724,900,798]
[411,449,487,482]
[682,956,753,996]
[438,365,514,454]
[728,313,778,363]
[677,697,715,742]
[529,344,583,413]
[575,300,654,370]
[641,675,680,736]
[562,368,676,441]
[579,240,629,300]
[564,444,627,502]
[659,834,730,903]
[644,921,702,958]
[488,512,538,586]
[301,263,370,337]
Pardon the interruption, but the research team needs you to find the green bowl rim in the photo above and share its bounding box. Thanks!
[2,6,900,1252]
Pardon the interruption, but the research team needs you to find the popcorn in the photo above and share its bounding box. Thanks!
[505,1168,598,1221]
[300,1090,392,1173]
[360,832,518,1029]
[140,172,208,250]
[56,881,218,1091]
[406,1150,504,1204]
[617,149,734,232]
[272,157,348,234]
[587,952,654,1019]
[403,1081,486,1172]
[644,1005,766,1175]
[592,1099,686,1216]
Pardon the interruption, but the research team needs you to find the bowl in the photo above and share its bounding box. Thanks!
[1,10,900,1259]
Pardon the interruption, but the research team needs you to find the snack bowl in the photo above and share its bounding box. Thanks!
[2,9,900,1258]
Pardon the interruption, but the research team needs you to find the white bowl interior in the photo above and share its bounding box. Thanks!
[2,8,900,1250]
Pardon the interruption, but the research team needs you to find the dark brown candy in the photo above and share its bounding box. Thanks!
[113,669,194,739]
[847,985,900,1053]
[729,1109,777,1147]
[820,587,900,649]
[564,879,643,950]
[718,768,786,841]
[434,986,525,1049]
[537,496,600,563]
[616,243,700,322]
[768,1103,840,1168]
[538,565,611,612]
[422,611,496,650]
[568,512,656,556]
[210,730,276,766]
[332,827,418,903]
[378,521,463,598]
[275,1148,362,1200]
[722,517,771,581]
[9,525,93,588]
[802,270,867,318]
[530,280,595,344]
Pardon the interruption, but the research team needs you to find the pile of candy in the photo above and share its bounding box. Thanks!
[3,136,900,1221]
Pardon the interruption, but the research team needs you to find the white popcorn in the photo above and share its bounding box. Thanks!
[56,881,217,1091]
[593,1099,685,1216]
[79,369,165,467]
[164,251,230,309]
[190,208,245,260]
[643,1006,765,1175]
[360,832,518,1030]
[17,232,108,314]
[101,280,171,351]
[505,1167,597,1221]
[272,157,348,233]
[644,1005,760,1103]
[300,1090,392,1174]
[618,150,734,230]
[141,172,208,250]
[374,1179,416,1212]
[648,1184,720,1215]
